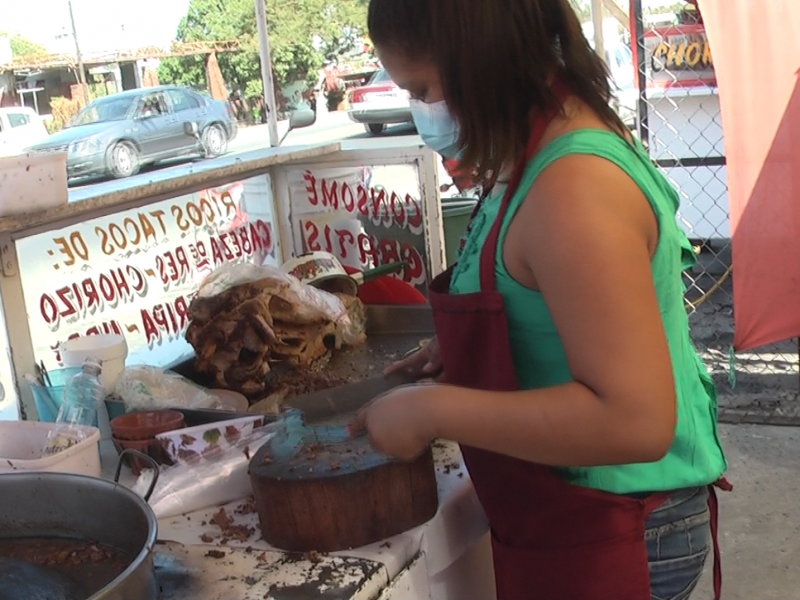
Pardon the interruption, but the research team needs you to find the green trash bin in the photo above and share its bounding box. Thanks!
[442,198,477,268]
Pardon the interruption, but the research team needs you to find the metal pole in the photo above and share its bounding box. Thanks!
[591,0,606,61]
[67,0,86,87]
[254,0,280,147]
[631,0,649,145]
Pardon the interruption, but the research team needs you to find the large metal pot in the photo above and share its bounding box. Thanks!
[0,453,158,600]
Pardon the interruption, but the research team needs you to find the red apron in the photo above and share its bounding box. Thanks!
[427,96,728,600]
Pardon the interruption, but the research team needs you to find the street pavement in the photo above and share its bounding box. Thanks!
[694,424,800,599]
[68,110,422,200]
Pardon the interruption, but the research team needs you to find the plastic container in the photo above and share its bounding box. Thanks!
[44,359,106,456]
[0,421,100,476]
[442,198,477,268]
[27,366,82,423]
[0,152,68,217]
[282,251,359,296]
[110,410,185,441]
[155,415,264,463]
[61,333,128,394]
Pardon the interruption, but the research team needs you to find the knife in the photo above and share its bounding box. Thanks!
[283,370,415,423]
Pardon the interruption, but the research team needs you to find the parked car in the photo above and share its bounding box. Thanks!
[27,85,237,181]
[0,106,50,157]
[347,69,413,135]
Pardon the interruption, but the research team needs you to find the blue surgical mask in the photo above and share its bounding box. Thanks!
[410,99,462,158]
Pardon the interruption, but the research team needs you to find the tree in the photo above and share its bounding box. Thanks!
[568,0,592,23]
[1,32,47,57]
[158,0,367,100]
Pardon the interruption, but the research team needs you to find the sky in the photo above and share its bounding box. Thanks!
[2,0,687,57]
[1,0,191,54]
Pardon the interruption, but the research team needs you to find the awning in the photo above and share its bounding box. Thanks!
[698,0,800,351]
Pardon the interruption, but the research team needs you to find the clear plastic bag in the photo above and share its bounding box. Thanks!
[195,261,365,348]
[115,366,219,412]
[131,423,278,519]
[196,262,347,323]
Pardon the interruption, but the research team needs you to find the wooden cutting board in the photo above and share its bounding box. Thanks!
[248,434,438,553]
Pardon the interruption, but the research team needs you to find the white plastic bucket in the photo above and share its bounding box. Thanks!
[0,420,101,477]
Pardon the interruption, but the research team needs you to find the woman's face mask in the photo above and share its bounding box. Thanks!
[409,99,462,159]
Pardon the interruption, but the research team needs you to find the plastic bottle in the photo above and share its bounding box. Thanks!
[44,358,105,456]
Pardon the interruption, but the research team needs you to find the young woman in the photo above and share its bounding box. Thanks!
[351,1,729,599]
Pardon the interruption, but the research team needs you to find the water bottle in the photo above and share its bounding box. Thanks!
[44,358,105,456]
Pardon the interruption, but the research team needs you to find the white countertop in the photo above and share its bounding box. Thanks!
[102,439,488,600]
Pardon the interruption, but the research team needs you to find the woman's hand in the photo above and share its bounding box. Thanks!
[350,384,440,460]
[385,337,443,381]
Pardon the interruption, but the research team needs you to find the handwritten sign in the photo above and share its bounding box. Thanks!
[17,175,279,370]
[287,165,429,289]
[644,25,716,87]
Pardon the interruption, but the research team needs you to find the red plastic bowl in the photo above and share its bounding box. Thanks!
[110,410,185,441]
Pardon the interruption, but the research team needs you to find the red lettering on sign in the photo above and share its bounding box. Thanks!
[304,171,319,206]
[304,220,321,252]
[141,296,190,346]
[341,183,355,212]
[239,228,252,254]
[405,193,423,233]
[321,180,339,209]
[378,237,401,266]
[82,278,101,313]
[358,233,380,267]
[304,176,424,233]
[334,228,355,258]
[56,287,76,318]
[38,267,149,329]
[356,184,369,215]
[300,220,426,285]
[218,233,234,261]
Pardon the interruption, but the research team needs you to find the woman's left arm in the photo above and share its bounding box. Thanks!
[356,154,677,465]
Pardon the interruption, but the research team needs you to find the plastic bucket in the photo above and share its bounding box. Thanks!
[442,198,477,268]
[28,367,83,423]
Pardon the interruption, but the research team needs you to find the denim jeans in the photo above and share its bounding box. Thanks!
[646,486,711,600]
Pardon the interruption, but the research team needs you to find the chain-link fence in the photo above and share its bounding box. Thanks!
[630,1,800,425]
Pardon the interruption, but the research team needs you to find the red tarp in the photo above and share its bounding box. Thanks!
[698,0,800,351]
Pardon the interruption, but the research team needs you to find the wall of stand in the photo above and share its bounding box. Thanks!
[0,140,444,420]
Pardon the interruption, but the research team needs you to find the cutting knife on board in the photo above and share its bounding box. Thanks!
[282,370,416,424]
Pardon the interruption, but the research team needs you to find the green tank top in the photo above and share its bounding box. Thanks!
[449,128,726,494]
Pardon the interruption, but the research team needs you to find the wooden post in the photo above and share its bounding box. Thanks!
[603,0,630,32]
[591,0,606,61]
[67,0,87,88]
[254,0,279,147]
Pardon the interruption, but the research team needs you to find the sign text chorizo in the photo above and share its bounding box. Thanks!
[644,26,716,87]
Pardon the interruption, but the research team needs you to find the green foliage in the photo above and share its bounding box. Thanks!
[1,32,47,57]
[568,0,592,23]
[157,0,368,100]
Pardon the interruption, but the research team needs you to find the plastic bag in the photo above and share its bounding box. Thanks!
[132,423,278,519]
[195,261,365,348]
[196,262,346,323]
[115,365,219,412]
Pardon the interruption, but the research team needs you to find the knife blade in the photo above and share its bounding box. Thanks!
[283,370,415,423]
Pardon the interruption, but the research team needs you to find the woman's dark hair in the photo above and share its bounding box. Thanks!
[368,0,626,179]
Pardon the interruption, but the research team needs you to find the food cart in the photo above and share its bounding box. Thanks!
[0,140,496,599]
[637,10,728,242]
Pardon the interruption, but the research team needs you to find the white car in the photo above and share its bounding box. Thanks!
[347,69,413,135]
[0,106,50,157]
